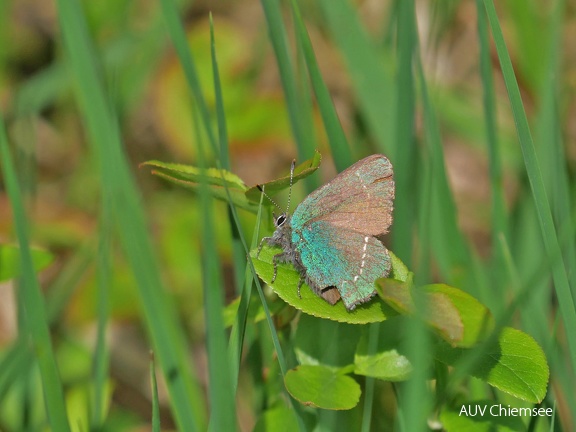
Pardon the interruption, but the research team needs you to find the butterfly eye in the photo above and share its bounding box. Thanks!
[276,214,286,227]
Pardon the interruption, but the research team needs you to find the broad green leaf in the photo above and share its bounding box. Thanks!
[440,400,528,432]
[424,284,493,347]
[253,406,301,432]
[354,319,412,381]
[244,150,322,202]
[377,280,493,347]
[0,245,54,282]
[284,365,360,410]
[251,245,406,324]
[435,327,549,403]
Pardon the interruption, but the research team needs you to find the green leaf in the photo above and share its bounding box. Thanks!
[284,365,360,410]
[354,319,412,381]
[377,280,493,347]
[244,150,322,202]
[149,170,257,212]
[435,327,549,403]
[440,400,528,432]
[294,314,361,368]
[253,406,301,432]
[251,245,403,324]
[0,245,54,282]
[141,160,247,190]
[423,284,493,347]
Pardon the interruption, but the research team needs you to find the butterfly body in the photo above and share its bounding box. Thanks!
[260,154,394,311]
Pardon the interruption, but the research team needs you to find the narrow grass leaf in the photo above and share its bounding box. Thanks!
[318,0,396,158]
[289,0,352,171]
[475,0,509,299]
[260,0,316,174]
[483,0,576,371]
[392,0,417,265]
[150,353,161,432]
[0,119,70,430]
[416,55,472,290]
[56,0,206,428]
[195,71,237,432]
[159,0,217,155]
[91,200,112,430]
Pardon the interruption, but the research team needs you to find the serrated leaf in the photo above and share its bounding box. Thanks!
[0,244,54,282]
[284,365,360,410]
[377,280,493,347]
[245,150,322,202]
[435,327,549,403]
[423,284,493,347]
[251,245,403,324]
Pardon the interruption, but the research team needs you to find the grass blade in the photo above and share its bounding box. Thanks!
[260,0,317,172]
[56,0,206,429]
[289,0,352,171]
[318,0,395,158]
[392,0,417,265]
[0,118,71,430]
[483,0,576,372]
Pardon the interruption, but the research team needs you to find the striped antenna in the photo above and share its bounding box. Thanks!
[286,159,296,213]
[256,184,283,213]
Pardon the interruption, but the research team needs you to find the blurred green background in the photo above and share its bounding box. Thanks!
[0,0,574,431]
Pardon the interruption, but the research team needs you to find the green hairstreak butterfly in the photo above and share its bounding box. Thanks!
[258,155,394,310]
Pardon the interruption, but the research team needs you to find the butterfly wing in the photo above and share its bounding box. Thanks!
[292,154,394,237]
[290,155,394,309]
[293,220,390,310]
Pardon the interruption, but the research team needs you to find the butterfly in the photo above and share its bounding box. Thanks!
[258,154,394,311]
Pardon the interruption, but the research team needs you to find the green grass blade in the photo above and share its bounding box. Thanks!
[0,119,71,431]
[55,0,206,429]
[289,0,352,171]
[150,353,161,432]
[475,0,508,266]
[260,0,316,171]
[416,57,472,290]
[195,78,237,432]
[392,0,417,265]
[159,0,218,155]
[360,323,379,431]
[91,201,112,430]
[483,0,576,371]
[318,0,395,158]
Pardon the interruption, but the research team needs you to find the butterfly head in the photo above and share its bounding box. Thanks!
[274,212,290,229]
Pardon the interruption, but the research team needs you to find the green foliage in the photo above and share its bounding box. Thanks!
[0,0,572,430]
[0,245,53,282]
[284,365,361,410]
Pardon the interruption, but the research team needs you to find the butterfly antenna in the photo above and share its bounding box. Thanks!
[286,159,296,213]
[256,184,283,212]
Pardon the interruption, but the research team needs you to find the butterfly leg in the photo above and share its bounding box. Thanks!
[271,252,288,283]
[257,236,273,258]
[297,277,305,299]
